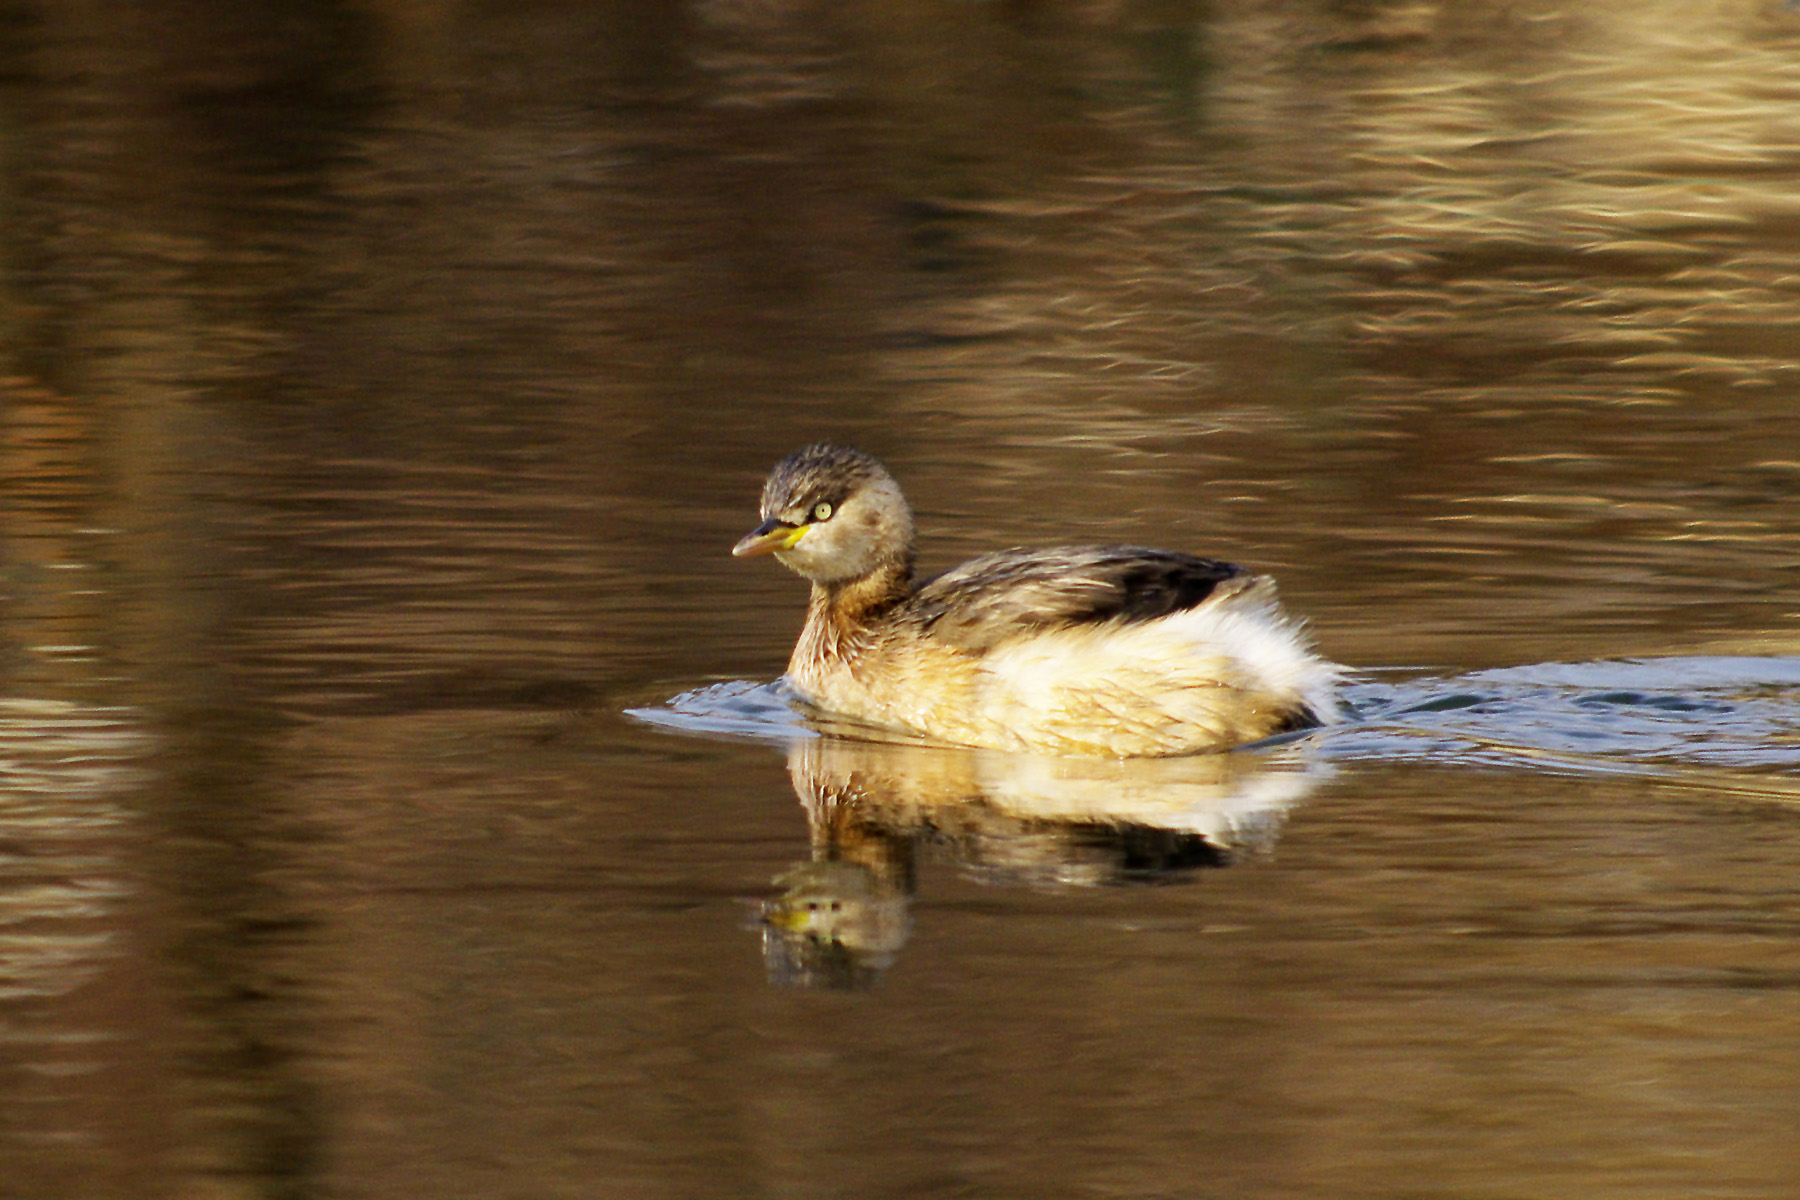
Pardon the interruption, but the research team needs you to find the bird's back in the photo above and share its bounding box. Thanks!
[907,546,1247,651]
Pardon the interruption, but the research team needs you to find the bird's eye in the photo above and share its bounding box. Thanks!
[811,502,833,522]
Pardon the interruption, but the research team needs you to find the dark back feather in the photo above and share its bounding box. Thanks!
[908,546,1247,652]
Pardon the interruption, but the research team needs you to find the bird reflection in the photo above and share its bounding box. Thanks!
[759,736,1327,988]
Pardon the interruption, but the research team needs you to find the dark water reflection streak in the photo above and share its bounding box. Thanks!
[2,0,1800,1197]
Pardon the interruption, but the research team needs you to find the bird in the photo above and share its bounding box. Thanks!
[732,444,1343,756]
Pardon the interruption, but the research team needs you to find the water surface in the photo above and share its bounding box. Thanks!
[4,2,1800,1198]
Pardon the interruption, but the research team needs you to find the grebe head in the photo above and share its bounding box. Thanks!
[732,444,915,586]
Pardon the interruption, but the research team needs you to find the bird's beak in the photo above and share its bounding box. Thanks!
[732,516,808,558]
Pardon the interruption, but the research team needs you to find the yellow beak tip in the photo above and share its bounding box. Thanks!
[732,523,807,558]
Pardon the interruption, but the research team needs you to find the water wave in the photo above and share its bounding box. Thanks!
[632,655,1800,782]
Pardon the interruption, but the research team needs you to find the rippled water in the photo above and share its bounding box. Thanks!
[5,1,1800,1197]
[639,651,1800,987]
[640,654,1800,775]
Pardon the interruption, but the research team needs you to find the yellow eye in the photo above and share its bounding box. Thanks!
[811,502,833,521]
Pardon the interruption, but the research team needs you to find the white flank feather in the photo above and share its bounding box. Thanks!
[975,578,1342,754]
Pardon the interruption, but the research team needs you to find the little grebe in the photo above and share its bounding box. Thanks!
[733,444,1343,756]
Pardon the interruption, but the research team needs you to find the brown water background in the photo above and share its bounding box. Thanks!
[5,2,1800,1197]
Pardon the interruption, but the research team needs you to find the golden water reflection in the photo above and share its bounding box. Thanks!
[763,737,1324,986]
[2,0,1800,1196]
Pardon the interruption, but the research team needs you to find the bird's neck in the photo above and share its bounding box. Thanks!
[794,559,913,668]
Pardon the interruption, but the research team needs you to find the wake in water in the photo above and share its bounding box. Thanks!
[1336,656,1800,777]
[631,655,1800,777]
[631,657,1800,986]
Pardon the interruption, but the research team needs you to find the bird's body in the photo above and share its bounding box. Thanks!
[734,445,1342,757]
